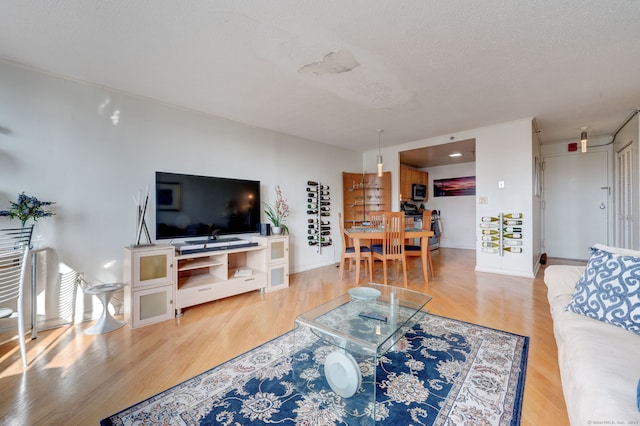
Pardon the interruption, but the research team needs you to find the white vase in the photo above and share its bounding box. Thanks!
[272,226,282,235]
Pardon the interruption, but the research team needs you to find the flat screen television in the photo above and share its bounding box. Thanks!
[155,171,261,240]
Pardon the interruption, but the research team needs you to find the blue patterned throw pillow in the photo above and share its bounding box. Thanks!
[566,247,640,335]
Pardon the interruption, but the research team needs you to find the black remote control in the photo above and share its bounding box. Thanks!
[359,311,387,322]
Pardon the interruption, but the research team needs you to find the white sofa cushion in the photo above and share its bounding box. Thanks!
[554,305,640,425]
[544,264,585,302]
[566,246,640,335]
[545,264,640,424]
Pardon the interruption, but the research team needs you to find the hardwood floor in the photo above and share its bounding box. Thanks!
[0,248,574,425]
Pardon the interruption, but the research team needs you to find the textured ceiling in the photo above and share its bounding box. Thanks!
[1,1,639,154]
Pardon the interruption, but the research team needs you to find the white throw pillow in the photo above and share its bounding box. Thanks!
[566,246,640,335]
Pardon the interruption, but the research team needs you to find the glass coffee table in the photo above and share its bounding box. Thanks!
[293,283,432,424]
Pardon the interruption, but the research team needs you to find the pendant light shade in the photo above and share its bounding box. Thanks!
[376,129,384,177]
[580,130,588,153]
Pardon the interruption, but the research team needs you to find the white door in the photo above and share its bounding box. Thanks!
[543,150,609,260]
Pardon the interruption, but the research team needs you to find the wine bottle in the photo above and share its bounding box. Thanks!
[503,246,523,253]
[320,191,330,196]
[308,224,315,229]
[308,229,316,235]
[320,226,330,231]
[503,226,522,233]
[307,235,317,240]
[320,207,330,211]
[307,192,317,198]
[481,241,499,248]
[504,219,523,226]
[320,185,330,190]
[482,229,499,235]
[320,196,331,201]
[320,242,331,247]
[307,203,318,209]
[480,222,499,229]
[308,241,318,246]
[481,216,499,222]
[503,233,522,239]
[481,235,499,242]
[320,230,330,235]
[307,181,318,186]
[307,209,318,214]
[482,247,500,254]
[308,219,317,223]
[504,213,522,219]
[321,221,330,225]
[320,212,330,216]
[320,201,330,206]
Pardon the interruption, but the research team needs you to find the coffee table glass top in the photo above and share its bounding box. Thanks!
[295,283,432,357]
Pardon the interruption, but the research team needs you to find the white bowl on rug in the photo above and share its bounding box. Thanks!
[324,350,361,398]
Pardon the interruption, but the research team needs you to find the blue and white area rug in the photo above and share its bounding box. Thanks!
[101,315,528,425]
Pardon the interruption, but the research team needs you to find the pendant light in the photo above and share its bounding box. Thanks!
[580,127,588,153]
[376,129,384,177]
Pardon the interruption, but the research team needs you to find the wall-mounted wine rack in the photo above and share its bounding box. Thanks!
[306,180,331,253]
[479,212,523,255]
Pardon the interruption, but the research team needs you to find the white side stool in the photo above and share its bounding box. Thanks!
[79,280,127,335]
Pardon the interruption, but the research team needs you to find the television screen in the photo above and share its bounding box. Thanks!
[155,171,261,240]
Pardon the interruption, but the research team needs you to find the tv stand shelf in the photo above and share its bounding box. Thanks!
[174,242,269,317]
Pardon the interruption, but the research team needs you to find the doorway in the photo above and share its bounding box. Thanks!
[542,150,610,260]
[398,139,476,250]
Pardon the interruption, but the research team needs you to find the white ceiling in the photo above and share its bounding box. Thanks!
[1,1,640,156]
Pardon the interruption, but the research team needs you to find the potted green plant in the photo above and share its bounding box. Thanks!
[264,185,289,235]
[0,192,55,227]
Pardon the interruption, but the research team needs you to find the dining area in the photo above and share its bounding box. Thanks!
[339,210,435,286]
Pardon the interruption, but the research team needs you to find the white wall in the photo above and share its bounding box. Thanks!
[422,162,476,250]
[0,60,361,323]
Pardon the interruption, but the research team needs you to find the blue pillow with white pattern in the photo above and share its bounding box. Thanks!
[566,246,640,335]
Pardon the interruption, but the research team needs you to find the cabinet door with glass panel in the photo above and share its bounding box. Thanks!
[124,245,175,328]
[255,236,289,292]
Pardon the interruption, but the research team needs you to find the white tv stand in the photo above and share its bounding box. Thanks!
[174,235,288,317]
[124,236,289,326]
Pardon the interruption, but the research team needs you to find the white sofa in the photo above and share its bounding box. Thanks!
[544,249,640,425]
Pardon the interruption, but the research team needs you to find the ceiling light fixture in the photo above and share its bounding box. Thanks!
[580,127,588,153]
[376,129,384,177]
[449,152,462,158]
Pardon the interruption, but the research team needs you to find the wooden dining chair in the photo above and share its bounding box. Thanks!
[368,211,385,250]
[338,212,373,280]
[371,212,407,286]
[405,210,435,280]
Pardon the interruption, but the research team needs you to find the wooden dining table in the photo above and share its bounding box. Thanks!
[344,226,435,285]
